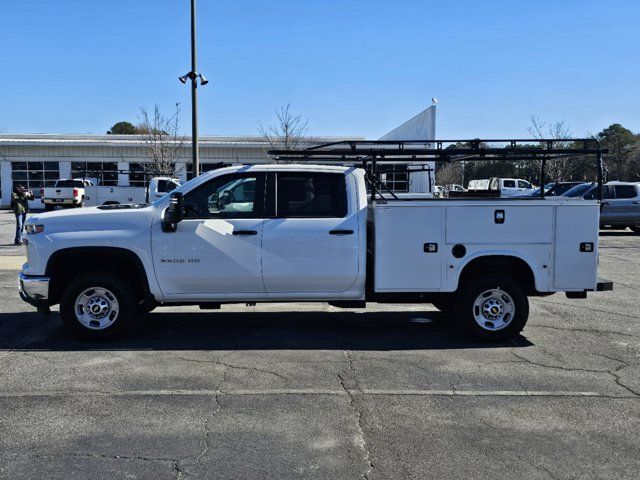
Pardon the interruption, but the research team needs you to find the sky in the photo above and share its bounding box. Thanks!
[1,0,639,139]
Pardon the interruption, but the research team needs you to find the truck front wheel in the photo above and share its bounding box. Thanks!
[60,273,137,340]
[456,276,529,342]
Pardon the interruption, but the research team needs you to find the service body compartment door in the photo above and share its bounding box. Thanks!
[374,204,444,292]
[445,205,553,244]
[553,204,599,290]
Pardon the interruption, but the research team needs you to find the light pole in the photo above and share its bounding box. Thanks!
[179,0,208,178]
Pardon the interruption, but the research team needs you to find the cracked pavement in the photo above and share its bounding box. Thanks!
[0,211,639,479]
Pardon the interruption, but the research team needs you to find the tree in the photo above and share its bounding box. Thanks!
[596,124,640,181]
[108,121,138,135]
[436,161,464,187]
[136,104,184,177]
[259,103,310,156]
[528,116,575,181]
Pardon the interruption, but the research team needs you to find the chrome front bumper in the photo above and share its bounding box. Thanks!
[19,272,50,309]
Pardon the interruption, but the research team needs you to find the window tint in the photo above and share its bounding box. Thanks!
[584,185,614,200]
[183,173,264,219]
[277,173,347,218]
[56,180,85,188]
[549,183,577,196]
[503,180,516,188]
[564,183,594,197]
[614,185,637,199]
[517,180,529,188]
[156,180,178,193]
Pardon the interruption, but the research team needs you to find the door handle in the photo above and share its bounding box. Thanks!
[232,230,258,236]
[329,229,354,235]
[633,201,640,205]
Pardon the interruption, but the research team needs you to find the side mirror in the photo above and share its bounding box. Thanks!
[162,192,184,232]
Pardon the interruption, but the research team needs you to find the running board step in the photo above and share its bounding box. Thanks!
[328,301,366,309]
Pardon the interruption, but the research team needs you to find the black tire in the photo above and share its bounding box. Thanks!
[60,273,138,340]
[630,225,640,234]
[44,204,54,212]
[455,276,529,342]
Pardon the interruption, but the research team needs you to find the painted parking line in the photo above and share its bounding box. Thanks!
[0,256,26,270]
[0,389,618,399]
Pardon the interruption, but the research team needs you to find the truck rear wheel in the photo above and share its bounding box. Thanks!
[456,276,529,342]
[630,225,640,234]
[60,273,137,340]
[44,204,54,212]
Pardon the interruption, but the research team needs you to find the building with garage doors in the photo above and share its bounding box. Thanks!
[0,105,435,209]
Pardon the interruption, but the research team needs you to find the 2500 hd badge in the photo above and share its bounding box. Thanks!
[160,258,201,264]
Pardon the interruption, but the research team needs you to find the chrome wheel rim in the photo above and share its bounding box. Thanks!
[472,288,515,331]
[74,287,119,330]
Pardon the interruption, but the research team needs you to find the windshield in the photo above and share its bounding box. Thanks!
[151,173,212,206]
[548,183,580,196]
[563,183,594,197]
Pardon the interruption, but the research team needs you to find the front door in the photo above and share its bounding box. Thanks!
[588,185,615,224]
[152,172,266,296]
[261,172,359,294]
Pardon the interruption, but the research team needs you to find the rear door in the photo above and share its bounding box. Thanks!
[261,171,359,293]
[501,179,517,196]
[611,185,640,224]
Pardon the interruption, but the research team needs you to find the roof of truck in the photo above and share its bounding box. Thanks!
[206,164,354,175]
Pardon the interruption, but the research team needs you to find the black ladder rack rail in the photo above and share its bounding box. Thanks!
[268,138,608,202]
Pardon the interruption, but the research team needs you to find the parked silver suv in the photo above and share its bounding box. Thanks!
[563,181,640,233]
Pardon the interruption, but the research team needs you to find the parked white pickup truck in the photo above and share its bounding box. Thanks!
[42,177,180,210]
[20,163,612,341]
[467,178,537,197]
[41,179,94,210]
[83,177,181,207]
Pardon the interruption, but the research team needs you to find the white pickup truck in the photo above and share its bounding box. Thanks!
[83,177,181,207]
[42,177,180,210]
[467,178,537,197]
[41,179,94,210]
[19,163,612,341]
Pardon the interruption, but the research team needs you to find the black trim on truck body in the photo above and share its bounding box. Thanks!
[45,247,153,306]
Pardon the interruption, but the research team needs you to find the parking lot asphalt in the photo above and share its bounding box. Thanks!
[0,210,638,479]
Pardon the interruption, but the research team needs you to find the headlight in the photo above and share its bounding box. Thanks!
[25,224,45,234]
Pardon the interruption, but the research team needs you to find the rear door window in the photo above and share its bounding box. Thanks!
[276,173,347,218]
[502,180,516,188]
[584,185,615,200]
[614,185,637,199]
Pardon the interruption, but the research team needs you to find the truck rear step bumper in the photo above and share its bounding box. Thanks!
[596,277,613,291]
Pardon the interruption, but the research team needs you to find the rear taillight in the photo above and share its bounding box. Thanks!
[73,188,78,197]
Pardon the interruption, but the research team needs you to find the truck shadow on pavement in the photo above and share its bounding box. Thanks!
[0,310,533,351]
[599,231,639,237]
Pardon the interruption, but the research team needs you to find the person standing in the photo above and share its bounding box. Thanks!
[11,184,33,246]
